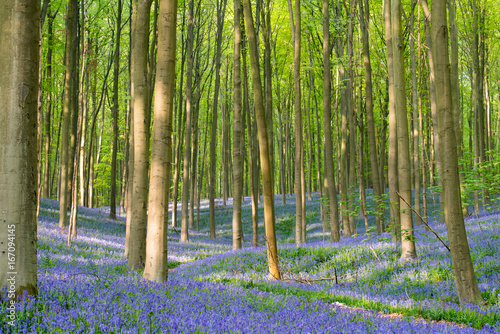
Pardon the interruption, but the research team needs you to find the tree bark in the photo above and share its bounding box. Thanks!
[384,0,400,241]
[232,0,244,250]
[360,0,384,233]
[181,0,196,243]
[59,0,79,230]
[0,0,40,297]
[110,0,123,219]
[392,0,416,259]
[242,0,281,279]
[143,0,177,283]
[431,0,483,304]
[128,0,153,270]
[322,0,340,241]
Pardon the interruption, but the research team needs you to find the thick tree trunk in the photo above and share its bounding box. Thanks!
[431,0,483,304]
[143,0,177,283]
[243,0,281,279]
[0,0,40,297]
[128,0,153,270]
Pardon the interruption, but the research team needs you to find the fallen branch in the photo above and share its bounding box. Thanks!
[369,246,382,263]
[396,191,451,252]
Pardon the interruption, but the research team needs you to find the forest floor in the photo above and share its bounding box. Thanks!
[2,193,500,333]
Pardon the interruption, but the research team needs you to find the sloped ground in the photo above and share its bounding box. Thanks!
[0,196,499,333]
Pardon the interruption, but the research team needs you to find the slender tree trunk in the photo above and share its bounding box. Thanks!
[392,0,416,259]
[0,0,40,297]
[59,0,79,230]
[360,0,383,233]
[181,0,196,243]
[209,0,228,239]
[143,0,177,283]
[347,4,356,235]
[43,11,56,199]
[232,0,243,249]
[384,0,400,240]
[288,0,304,245]
[323,0,340,241]
[243,0,281,279]
[431,0,483,303]
[128,0,153,270]
[242,19,259,246]
[409,0,421,222]
[110,0,123,219]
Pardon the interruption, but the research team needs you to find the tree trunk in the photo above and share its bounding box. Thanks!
[431,0,483,303]
[0,0,40,297]
[181,0,196,243]
[288,0,304,245]
[243,0,281,279]
[59,0,79,230]
[384,0,400,241]
[323,0,340,241]
[392,0,416,259]
[110,0,123,219]
[360,0,383,233]
[409,0,421,223]
[209,0,228,239]
[232,0,244,249]
[143,0,177,283]
[128,0,153,270]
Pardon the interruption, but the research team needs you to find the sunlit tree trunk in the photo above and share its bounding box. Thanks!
[243,0,281,279]
[0,0,40,297]
[143,0,177,283]
[128,0,153,270]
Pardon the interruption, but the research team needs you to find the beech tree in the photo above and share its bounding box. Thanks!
[431,0,483,304]
[0,0,40,296]
[242,0,280,279]
[128,0,153,270]
[143,0,177,283]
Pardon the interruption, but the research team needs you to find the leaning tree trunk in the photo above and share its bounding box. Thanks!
[143,0,177,283]
[431,0,483,304]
